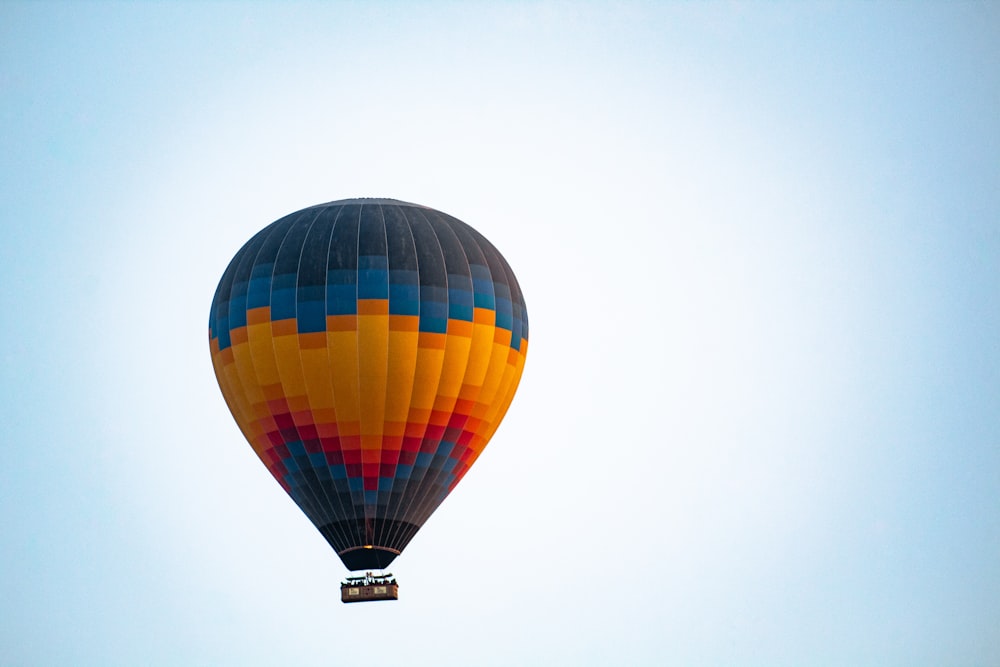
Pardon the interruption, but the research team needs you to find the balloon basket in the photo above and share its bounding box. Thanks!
[341,572,399,603]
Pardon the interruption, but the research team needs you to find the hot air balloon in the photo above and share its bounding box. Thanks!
[208,198,528,600]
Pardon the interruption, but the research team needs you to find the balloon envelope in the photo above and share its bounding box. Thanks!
[209,199,528,570]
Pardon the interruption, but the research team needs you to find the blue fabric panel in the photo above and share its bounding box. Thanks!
[297,300,326,333]
[296,283,326,333]
[228,283,249,329]
[388,270,420,315]
[216,315,231,349]
[419,315,448,334]
[495,297,513,331]
[327,284,358,316]
[247,274,273,309]
[271,287,297,321]
[388,283,420,316]
[447,287,474,321]
[470,264,495,309]
[358,268,389,299]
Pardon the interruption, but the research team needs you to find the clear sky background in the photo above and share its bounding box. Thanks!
[2,2,998,666]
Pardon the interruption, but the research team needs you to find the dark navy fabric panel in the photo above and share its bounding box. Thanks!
[271,212,312,276]
[357,204,387,257]
[404,209,449,334]
[325,206,359,317]
[270,213,313,321]
[211,255,242,348]
[407,210,447,288]
[296,209,336,334]
[425,211,472,280]
[296,211,332,288]
[384,208,420,318]
[464,224,525,341]
[327,205,360,273]
[383,205,419,271]
[246,221,293,311]
[226,230,268,331]
[447,222,494,317]
[485,259,514,332]
[424,213,475,324]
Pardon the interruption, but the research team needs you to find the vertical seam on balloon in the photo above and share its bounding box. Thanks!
[372,203,399,552]
[294,210,344,535]
[291,208,346,547]
[381,205,449,554]
[335,204,366,556]
[383,207,457,552]
[366,202,389,550]
[370,200,390,550]
[403,215,478,532]
[379,205,423,554]
[317,205,355,556]
[324,205,367,560]
[274,210,342,535]
[354,203,371,546]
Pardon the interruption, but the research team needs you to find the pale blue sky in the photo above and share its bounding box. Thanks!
[1,2,998,666]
